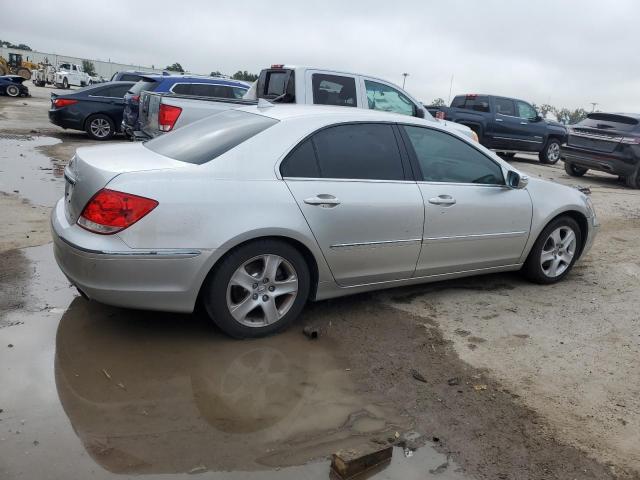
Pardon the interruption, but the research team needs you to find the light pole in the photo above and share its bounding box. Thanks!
[402,73,409,89]
[590,102,598,112]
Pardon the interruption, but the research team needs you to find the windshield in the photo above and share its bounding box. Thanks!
[578,113,639,132]
[144,110,278,165]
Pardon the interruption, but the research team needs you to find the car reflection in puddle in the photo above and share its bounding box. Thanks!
[54,299,406,475]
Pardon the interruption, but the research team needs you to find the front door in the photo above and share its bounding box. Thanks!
[399,125,532,276]
[281,123,424,286]
[491,97,520,149]
[512,100,546,152]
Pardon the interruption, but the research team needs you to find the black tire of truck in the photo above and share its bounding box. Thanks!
[625,164,640,189]
[564,162,588,177]
[63,78,69,89]
[539,138,561,164]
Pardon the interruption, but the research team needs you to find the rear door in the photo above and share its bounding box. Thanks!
[492,97,520,149]
[282,122,424,286]
[399,125,532,276]
[91,83,132,125]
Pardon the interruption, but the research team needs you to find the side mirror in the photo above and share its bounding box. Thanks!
[534,114,544,122]
[415,108,425,119]
[507,171,529,189]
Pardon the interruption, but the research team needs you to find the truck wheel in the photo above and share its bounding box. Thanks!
[564,162,588,177]
[63,78,69,89]
[539,139,561,164]
[85,114,115,140]
[16,67,31,80]
[5,85,20,97]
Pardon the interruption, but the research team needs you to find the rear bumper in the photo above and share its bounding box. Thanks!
[51,199,212,313]
[49,109,83,130]
[561,146,639,176]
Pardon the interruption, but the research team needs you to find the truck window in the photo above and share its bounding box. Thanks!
[312,74,357,107]
[495,98,516,116]
[171,83,193,95]
[451,95,490,112]
[365,80,415,116]
[516,101,537,120]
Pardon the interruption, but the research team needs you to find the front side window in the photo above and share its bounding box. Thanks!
[283,123,404,180]
[365,80,416,116]
[495,98,516,116]
[312,74,357,107]
[402,126,504,185]
[516,101,537,120]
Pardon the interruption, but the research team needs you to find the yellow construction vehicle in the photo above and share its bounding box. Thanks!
[0,53,33,80]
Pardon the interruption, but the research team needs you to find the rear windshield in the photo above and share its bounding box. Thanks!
[128,79,158,94]
[451,95,490,112]
[578,113,639,132]
[144,110,278,165]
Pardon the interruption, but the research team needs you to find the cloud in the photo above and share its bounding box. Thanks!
[4,0,639,111]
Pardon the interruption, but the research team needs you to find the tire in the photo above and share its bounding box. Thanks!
[624,164,640,189]
[499,152,516,159]
[522,216,582,284]
[564,162,588,177]
[539,138,561,164]
[85,114,115,140]
[202,239,311,338]
[16,67,31,80]
[5,85,20,97]
[63,78,69,89]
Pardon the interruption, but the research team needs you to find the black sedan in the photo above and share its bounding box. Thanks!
[48,81,135,140]
[561,112,640,189]
[0,75,30,97]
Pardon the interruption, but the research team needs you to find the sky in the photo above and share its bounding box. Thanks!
[4,0,639,112]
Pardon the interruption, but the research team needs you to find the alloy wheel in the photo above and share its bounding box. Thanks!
[226,254,298,327]
[90,118,111,138]
[547,142,560,163]
[540,226,576,277]
[6,85,19,97]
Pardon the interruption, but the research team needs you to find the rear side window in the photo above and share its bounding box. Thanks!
[312,74,357,107]
[128,80,158,95]
[495,98,516,116]
[282,123,404,180]
[451,95,490,112]
[97,84,133,97]
[144,110,278,165]
[266,72,287,96]
[171,83,192,95]
[119,74,142,82]
[402,125,504,185]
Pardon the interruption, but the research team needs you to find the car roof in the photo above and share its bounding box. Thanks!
[154,75,249,87]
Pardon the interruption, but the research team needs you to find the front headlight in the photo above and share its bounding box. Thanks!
[470,130,479,143]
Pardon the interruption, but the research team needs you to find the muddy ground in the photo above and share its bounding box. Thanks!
[0,86,638,480]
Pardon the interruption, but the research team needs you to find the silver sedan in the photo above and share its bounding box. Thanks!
[52,105,599,338]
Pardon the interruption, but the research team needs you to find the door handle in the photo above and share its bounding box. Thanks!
[520,121,528,125]
[304,194,340,208]
[428,195,456,206]
[495,118,503,122]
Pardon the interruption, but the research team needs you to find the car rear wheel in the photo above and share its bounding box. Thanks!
[522,216,582,284]
[5,85,20,97]
[539,139,561,164]
[625,165,640,189]
[564,162,588,177]
[85,114,115,140]
[203,239,311,338]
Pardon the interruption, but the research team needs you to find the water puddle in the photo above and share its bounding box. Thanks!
[0,245,469,479]
[0,135,65,207]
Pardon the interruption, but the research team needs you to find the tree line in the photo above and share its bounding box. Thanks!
[0,39,32,51]
[429,97,590,125]
[165,62,258,82]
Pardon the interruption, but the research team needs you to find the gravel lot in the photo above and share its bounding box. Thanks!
[0,85,638,480]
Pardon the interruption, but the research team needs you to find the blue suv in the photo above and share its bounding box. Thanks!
[122,75,250,136]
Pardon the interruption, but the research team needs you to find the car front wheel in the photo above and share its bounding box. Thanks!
[522,216,582,284]
[203,239,311,338]
[540,139,561,164]
[625,165,640,189]
[564,162,588,177]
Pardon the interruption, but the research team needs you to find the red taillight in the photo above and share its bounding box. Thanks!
[131,95,140,102]
[271,64,284,69]
[158,104,182,132]
[78,189,158,234]
[53,98,78,108]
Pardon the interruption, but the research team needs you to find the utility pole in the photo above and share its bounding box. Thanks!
[448,74,454,104]
[590,102,598,112]
[402,73,409,89]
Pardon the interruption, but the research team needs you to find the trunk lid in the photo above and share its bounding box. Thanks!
[568,113,639,153]
[63,143,188,224]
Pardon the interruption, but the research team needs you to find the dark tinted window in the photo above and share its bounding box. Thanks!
[365,80,415,116]
[403,126,504,185]
[280,139,319,178]
[171,83,192,95]
[144,110,278,165]
[451,95,490,112]
[312,74,357,107]
[495,98,516,116]
[96,84,134,97]
[266,71,287,96]
[312,124,404,180]
[119,74,142,82]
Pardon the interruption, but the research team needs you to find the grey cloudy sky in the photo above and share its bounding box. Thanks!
[5,0,639,111]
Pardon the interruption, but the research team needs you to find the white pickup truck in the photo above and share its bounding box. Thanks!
[54,63,91,89]
[137,65,476,141]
